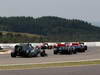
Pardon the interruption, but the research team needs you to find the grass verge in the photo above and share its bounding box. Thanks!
[0,60,100,70]
[0,50,8,52]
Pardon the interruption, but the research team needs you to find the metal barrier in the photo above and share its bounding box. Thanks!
[0,42,100,49]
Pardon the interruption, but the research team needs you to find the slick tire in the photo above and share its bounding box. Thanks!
[11,52,16,57]
[82,49,85,52]
[84,46,87,50]
[73,50,77,54]
[54,50,58,54]
[40,52,47,57]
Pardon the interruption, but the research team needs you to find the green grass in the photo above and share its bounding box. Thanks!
[0,60,100,70]
[0,50,8,52]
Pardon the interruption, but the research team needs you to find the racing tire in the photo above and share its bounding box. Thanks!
[84,46,87,50]
[54,50,58,54]
[82,49,85,52]
[40,52,47,57]
[11,52,16,57]
[73,50,77,54]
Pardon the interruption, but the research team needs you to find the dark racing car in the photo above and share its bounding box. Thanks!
[11,43,47,57]
[53,42,87,55]
[72,42,87,52]
[53,43,77,55]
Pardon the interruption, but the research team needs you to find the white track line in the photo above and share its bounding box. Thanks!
[0,59,100,66]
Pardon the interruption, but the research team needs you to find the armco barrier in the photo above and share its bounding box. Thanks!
[85,42,97,47]
[0,43,19,49]
[85,42,100,47]
[31,43,43,47]
[96,42,100,46]
[0,42,100,49]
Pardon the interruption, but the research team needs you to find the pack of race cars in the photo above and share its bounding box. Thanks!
[11,42,87,57]
[53,42,87,55]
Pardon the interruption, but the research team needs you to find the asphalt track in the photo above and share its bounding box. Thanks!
[0,47,100,65]
[0,65,100,75]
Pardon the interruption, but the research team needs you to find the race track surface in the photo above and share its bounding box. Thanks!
[0,47,100,65]
[0,65,100,75]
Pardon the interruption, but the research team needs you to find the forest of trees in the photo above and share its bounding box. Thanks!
[0,16,100,42]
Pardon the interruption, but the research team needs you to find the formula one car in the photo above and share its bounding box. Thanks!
[53,42,87,55]
[41,42,54,49]
[72,42,87,52]
[11,43,47,57]
[53,43,77,55]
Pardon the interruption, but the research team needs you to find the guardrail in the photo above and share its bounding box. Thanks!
[0,42,100,49]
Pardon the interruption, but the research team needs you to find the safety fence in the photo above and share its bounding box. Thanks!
[0,42,100,49]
